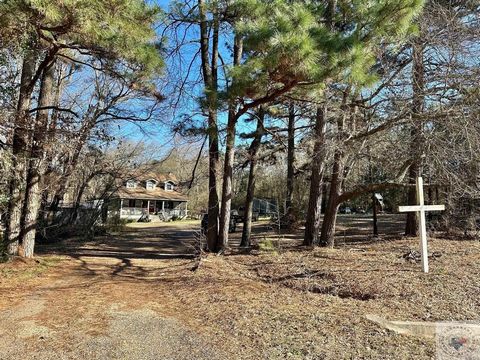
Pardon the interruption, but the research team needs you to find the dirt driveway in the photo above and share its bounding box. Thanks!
[2,217,477,359]
[0,222,226,360]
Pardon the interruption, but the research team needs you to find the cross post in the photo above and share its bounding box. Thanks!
[398,177,445,273]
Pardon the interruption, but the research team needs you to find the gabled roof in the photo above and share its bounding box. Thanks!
[125,169,178,184]
[115,186,188,201]
[113,168,186,201]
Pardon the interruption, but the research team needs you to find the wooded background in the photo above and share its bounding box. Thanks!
[1,0,479,258]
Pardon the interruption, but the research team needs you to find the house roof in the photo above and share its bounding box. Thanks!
[125,169,179,184]
[115,186,188,202]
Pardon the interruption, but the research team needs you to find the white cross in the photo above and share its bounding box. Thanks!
[398,177,445,273]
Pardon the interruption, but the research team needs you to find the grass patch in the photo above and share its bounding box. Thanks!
[0,256,66,281]
[258,237,281,253]
[104,217,133,233]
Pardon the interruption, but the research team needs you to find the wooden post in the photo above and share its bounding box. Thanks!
[372,193,378,236]
[416,178,428,272]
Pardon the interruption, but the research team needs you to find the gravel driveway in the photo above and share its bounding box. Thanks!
[0,223,224,360]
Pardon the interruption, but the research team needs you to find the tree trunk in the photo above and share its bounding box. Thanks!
[319,150,343,247]
[48,117,96,215]
[285,103,295,228]
[40,63,67,223]
[304,106,327,246]
[70,172,96,224]
[218,34,243,250]
[47,70,101,216]
[218,108,235,250]
[48,63,70,135]
[5,48,36,255]
[21,178,42,257]
[311,0,338,248]
[241,109,265,248]
[199,0,220,251]
[321,183,328,214]
[206,125,220,251]
[372,193,378,236]
[21,61,56,258]
[405,40,425,236]
[319,90,348,248]
[405,165,419,236]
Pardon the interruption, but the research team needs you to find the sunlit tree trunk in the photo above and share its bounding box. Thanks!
[307,0,337,247]
[320,91,348,248]
[405,40,425,236]
[40,63,67,221]
[5,47,36,255]
[241,109,265,247]
[22,62,56,257]
[218,34,243,250]
[304,106,327,246]
[198,0,220,251]
[319,151,343,247]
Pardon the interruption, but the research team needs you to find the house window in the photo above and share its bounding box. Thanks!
[126,180,136,189]
[165,182,174,191]
[146,180,156,190]
[128,199,136,207]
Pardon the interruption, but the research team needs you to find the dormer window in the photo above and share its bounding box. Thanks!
[146,180,156,190]
[165,181,174,191]
[126,180,136,189]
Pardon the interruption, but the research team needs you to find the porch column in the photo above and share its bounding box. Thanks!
[120,199,123,215]
[185,202,188,217]
[147,200,150,215]
[162,200,165,212]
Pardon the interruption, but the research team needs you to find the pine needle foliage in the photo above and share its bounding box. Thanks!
[230,0,424,98]
[1,0,164,77]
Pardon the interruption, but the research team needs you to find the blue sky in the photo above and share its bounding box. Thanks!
[114,0,263,155]
[94,1,480,161]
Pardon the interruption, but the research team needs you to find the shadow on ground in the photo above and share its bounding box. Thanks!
[35,223,203,281]
[34,214,407,280]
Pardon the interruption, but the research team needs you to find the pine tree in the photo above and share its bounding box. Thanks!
[219,0,424,248]
[1,0,164,257]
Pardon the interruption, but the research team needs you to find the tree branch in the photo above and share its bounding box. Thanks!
[29,106,78,117]
[338,160,413,203]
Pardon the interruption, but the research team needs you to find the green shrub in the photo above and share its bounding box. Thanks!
[104,216,130,233]
[258,238,280,253]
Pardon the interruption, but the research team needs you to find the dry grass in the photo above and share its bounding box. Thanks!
[0,255,66,312]
[1,218,479,359]
[0,256,65,282]
[122,237,480,359]
[125,219,201,229]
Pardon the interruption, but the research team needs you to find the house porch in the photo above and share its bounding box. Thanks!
[119,199,188,221]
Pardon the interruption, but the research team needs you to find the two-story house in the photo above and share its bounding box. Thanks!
[110,171,188,221]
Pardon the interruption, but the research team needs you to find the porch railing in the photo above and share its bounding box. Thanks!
[121,207,187,220]
[157,209,187,220]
